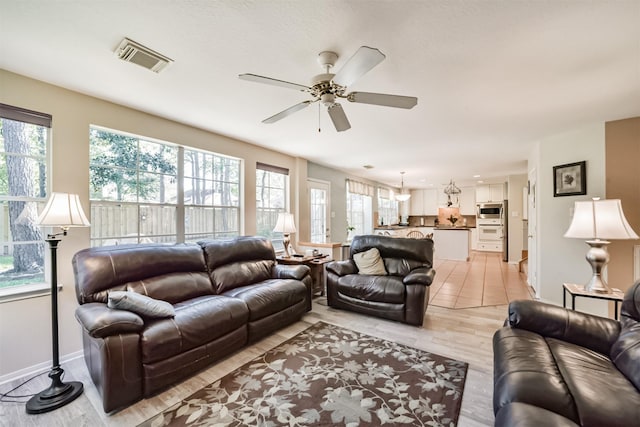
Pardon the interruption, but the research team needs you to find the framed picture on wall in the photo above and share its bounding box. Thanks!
[553,161,586,197]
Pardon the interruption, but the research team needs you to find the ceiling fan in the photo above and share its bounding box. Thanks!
[239,46,418,132]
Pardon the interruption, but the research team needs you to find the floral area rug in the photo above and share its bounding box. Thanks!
[139,321,468,427]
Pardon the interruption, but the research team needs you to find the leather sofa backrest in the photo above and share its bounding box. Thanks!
[199,236,276,294]
[350,235,434,272]
[73,243,211,304]
[610,280,640,390]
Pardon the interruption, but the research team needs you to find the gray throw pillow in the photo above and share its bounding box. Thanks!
[108,291,175,318]
[353,248,387,275]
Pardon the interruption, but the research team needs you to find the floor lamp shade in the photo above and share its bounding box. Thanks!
[26,193,90,414]
[37,192,91,228]
[564,198,638,293]
[273,212,296,258]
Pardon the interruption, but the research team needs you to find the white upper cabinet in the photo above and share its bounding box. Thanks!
[409,189,439,215]
[476,183,505,203]
[459,187,476,215]
[423,189,438,215]
[409,189,424,216]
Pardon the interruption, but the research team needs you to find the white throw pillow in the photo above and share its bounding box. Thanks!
[353,248,387,275]
[108,291,175,318]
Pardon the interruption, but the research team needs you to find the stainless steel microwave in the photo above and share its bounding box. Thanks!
[477,203,503,219]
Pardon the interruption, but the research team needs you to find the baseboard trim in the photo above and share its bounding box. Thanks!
[0,350,83,386]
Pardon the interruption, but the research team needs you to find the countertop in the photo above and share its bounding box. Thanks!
[374,225,475,230]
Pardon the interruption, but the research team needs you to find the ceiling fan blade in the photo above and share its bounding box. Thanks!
[239,73,310,92]
[327,103,351,132]
[332,46,385,88]
[262,100,313,124]
[347,91,418,109]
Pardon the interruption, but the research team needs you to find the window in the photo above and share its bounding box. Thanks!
[256,163,288,250]
[378,188,399,225]
[90,126,241,246]
[0,103,51,290]
[346,179,373,236]
[184,149,240,241]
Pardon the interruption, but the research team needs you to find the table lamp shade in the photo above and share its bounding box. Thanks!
[273,212,297,234]
[564,199,638,240]
[37,192,91,227]
[564,198,638,294]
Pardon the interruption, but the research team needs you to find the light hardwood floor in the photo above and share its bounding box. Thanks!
[0,254,531,427]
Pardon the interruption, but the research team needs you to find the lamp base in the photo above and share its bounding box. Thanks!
[583,240,611,294]
[282,233,291,258]
[26,368,83,414]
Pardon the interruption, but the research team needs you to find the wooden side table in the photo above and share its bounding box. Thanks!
[276,255,332,297]
[562,283,624,320]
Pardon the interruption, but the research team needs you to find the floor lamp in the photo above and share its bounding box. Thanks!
[273,212,297,258]
[26,193,91,414]
[564,198,638,293]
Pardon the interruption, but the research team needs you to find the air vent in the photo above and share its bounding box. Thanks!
[115,38,173,73]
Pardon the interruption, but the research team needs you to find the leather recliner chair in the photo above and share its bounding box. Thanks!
[325,235,435,326]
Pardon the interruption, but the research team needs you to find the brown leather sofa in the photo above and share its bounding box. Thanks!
[325,235,435,326]
[72,236,311,413]
[493,281,640,426]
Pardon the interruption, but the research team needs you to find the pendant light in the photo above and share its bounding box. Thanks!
[395,172,411,202]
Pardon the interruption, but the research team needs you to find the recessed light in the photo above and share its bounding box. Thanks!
[477,180,484,183]
[473,174,481,178]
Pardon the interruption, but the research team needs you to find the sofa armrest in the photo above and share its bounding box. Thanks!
[272,264,310,280]
[75,303,144,339]
[508,299,620,355]
[326,260,357,276]
[403,267,435,286]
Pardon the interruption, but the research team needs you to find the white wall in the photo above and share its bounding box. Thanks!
[529,122,607,315]
[0,70,305,378]
[507,174,527,263]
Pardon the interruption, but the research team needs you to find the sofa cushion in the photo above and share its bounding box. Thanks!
[222,279,307,321]
[73,243,209,304]
[353,248,387,275]
[384,258,424,276]
[336,275,405,304]
[493,328,578,421]
[126,272,214,305]
[548,337,640,427]
[210,260,275,294]
[495,403,579,427]
[108,291,175,318]
[141,295,249,364]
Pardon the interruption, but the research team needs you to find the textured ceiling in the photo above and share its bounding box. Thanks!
[1,0,639,189]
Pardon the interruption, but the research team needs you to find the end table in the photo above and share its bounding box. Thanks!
[562,283,624,320]
[276,255,332,297]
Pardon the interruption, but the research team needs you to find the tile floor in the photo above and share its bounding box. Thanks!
[430,251,534,309]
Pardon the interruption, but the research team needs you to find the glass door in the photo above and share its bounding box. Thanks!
[308,179,330,243]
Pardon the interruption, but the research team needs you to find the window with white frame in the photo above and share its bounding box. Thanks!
[0,103,50,290]
[256,163,288,251]
[184,149,241,242]
[378,187,399,225]
[346,179,373,237]
[89,126,241,246]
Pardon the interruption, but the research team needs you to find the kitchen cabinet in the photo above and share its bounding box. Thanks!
[459,187,476,215]
[476,184,505,203]
[409,190,424,216]
[423,189,438,214]
[409,189,438,215]
[470,227,478,250]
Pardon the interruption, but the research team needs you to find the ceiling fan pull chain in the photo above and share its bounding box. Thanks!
[318,103,321,133]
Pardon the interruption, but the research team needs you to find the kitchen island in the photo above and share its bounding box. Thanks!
[432,228,470,261]
[373,225,471,261]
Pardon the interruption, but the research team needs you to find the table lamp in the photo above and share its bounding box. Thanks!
[273,212,296,258]
[564,198,638,293]
[26,193,90,414]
